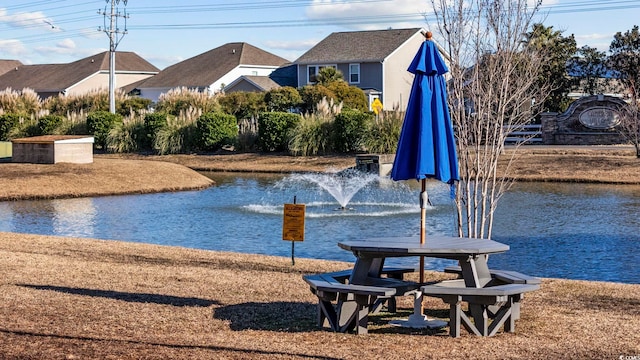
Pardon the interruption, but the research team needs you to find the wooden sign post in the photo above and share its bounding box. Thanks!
[283,196,305,265]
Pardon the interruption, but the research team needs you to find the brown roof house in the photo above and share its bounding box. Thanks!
[0,52,159,98]
[0,60,23,76]
[137,42,290,102]
[294,28,427,111]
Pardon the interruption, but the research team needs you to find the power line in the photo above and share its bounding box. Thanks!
[2,0,639,47]
[98,0,130,114]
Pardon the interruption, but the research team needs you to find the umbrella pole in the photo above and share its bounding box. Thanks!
[420,179,427,284]
[390,178,447,329]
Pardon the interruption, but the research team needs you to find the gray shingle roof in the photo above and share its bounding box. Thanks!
[240,75,281,91]
[0,52,159,92]
[294,28,422,64]
[0,60,23,76]
[138,42,289,88]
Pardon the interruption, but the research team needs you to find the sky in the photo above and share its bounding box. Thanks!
[1,0,639,70]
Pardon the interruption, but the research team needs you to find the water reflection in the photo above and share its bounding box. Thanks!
[53,198,97,238]
[0,175,638,284]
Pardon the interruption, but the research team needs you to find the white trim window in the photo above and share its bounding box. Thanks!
[349,63,360,84]
[307,64,336,84]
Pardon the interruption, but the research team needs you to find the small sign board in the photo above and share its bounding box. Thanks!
[371,98,383,114]
[282,203,305,241]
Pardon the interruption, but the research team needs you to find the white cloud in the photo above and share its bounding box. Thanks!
[0,9,51,30]
[575,33,613,51]
[56,39,76,50]
[265,39,319,51]
[305,0,430,31]
[33,40,99,61]
[0,39,27,56]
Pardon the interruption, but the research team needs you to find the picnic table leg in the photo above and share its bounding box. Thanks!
[354,295,372,335]
[458,255,492,288]
[468,303,489,336]
[337,296,358,332]
[350,257,375,284]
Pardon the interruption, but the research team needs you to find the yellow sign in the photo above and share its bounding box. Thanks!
[282,203,305,241]
[371,98,383,114]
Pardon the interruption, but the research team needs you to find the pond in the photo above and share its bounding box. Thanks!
[0,172,638,284]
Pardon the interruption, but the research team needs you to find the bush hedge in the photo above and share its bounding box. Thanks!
[196,112,238,151]
[333,109,373,153]
[0,114,20,141]
[257,112,301,152]
[37,114,66,135]
[86,111,124,149]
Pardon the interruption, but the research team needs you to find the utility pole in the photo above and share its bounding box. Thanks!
[98,0,129,114]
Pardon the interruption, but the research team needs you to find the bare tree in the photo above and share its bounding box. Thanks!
[620,97,640,157]
[609,26,640,158]
[430,0,550,238]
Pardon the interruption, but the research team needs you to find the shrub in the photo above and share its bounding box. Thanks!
[299,85,335,113]
[0,88,42,116]
[288,113,334,156]
[0,113,21,141]
[333,109,373,153]
[143,112,172,149]
[106,118,145,153]
[45,89,112,115]
[153,114,198,155]
[86,111,124,149]
[156,87,221,116]
[327,81,368,112]
[264,87,301,112]
[257,112,301,152]
[37,114,66,135]
[118,97,152,116]
[219,91,266,121]
[196,112,238,151]
[364,109,404,154]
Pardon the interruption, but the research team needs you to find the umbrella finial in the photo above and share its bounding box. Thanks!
[423,31,432,41]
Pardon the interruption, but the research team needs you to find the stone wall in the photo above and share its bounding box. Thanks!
[541,94,628,145]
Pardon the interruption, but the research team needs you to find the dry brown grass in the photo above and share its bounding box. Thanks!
[0,158,213,201]
[1,232,638,360]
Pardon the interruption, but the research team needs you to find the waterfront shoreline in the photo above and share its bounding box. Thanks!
[1,147,639,358]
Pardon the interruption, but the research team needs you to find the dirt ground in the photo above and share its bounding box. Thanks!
[1,232,638,360]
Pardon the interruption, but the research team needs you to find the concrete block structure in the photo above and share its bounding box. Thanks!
[12,135,94,164]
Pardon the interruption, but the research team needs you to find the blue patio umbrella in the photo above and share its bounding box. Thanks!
[391,32,459,251]
[389,32,459,328]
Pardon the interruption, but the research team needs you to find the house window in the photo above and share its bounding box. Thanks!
[307,65,336,84]
[349,63,360,84]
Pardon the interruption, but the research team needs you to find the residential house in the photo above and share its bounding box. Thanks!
[223,64,298,93]
[0,60,23,77]
[293,28,427,111]
[137,42,290,102]
[0,52,159,98]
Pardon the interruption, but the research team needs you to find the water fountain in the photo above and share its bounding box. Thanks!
[293,169,379,210]
[270,169,419,217]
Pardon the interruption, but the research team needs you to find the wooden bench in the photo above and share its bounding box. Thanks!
[444,266,541,285]
[303,274,395,334]
[421,279,540,337]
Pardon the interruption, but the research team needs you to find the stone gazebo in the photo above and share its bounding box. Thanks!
[11,135,94,164]
[541,94,628,145]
